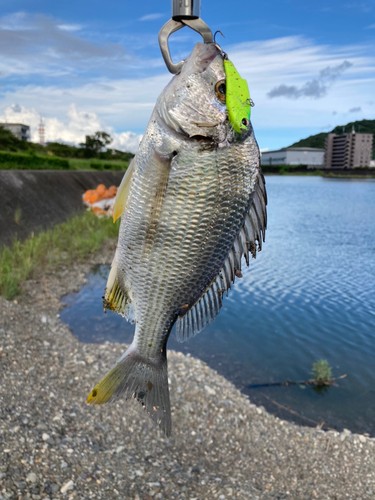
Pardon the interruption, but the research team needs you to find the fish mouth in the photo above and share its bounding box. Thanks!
[193,121,221,128]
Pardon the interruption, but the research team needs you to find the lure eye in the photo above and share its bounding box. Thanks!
[215,80,226,102]
[241,118,249,128]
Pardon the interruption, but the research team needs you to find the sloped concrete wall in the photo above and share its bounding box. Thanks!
[0,170,124,247]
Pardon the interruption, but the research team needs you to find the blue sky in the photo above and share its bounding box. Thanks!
[0,0,374,151]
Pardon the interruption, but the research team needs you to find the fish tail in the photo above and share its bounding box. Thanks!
[87,344,172,436]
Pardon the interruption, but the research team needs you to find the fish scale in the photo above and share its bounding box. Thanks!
[87,42,266,435]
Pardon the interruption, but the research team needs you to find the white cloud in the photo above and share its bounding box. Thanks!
[227,36,375,129]
[0,104,142,153]
[0,34,373,151]
[111,131,143,152]
[57,24,83,32]
[0,74,171,131]
[139,13,164,21]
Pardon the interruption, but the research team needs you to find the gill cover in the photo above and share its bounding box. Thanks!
[224,59,251,134]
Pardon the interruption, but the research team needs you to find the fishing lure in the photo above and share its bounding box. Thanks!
[224,59,251,134]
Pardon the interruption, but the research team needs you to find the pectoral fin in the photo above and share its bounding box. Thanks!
[113,158,136,222]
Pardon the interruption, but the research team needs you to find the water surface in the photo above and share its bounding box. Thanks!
[61,176,375,435]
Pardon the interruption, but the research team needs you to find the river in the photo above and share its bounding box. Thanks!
[61,175,375,435]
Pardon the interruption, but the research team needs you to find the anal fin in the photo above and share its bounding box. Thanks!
[103,258,134,321]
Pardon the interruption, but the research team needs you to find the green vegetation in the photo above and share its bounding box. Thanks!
[289,119,375,159]
[0,127,134,170]
[311,360,332,383]
[69,158,129,171]
[0,211,119,300]
[288,132,327,150]
[0,126,43,153]
[0,150,69,170]
[261,164,318,175]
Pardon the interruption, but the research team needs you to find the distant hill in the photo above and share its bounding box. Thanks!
[289,119,375,159]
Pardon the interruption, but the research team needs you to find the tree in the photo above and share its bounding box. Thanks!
[80,131,113,157]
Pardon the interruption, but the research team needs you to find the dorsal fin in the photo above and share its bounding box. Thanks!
[113,158,136,222]
[175,176,267,342]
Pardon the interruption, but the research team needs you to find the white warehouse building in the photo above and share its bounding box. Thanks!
[261,147,325,167]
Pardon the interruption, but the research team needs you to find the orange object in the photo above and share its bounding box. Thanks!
[83,190,94,202]
[83,184,119,217]
[96,184,106,196]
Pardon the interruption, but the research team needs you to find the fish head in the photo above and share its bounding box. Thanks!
[157,42,233,142]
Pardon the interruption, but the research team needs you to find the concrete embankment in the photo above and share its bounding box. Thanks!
[0,170,124,247]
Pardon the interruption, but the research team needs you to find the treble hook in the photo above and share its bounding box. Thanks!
[213,30,228,60]
[158,0,213,74]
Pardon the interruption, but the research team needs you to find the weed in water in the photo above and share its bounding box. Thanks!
[0,211,119,300]
[311,359,332,382]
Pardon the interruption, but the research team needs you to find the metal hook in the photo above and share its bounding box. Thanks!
[158,18,213,74]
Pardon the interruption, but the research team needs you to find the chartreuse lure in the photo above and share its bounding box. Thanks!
[224,59,251,134]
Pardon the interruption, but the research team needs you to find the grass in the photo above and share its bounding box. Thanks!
[68,158,130,171]
[0,211,119,300]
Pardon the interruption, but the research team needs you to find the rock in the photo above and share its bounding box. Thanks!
[42,433,50,441]
[26,472,38,483]
[16,481,27,489]
[60,480,74,493]
[204,385,216,395]
[358,434,366,443]
[50,483,59,494]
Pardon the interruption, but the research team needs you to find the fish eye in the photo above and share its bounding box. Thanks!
[215,80,226,101]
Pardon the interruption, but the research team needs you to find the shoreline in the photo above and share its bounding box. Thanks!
[263,171,375,179]
[1,239,374,499]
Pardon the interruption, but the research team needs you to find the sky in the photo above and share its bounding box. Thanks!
[0,0,374,152]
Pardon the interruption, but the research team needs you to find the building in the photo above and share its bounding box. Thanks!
[261,147,325,167]
[0,123,30,141]
[324,131,373,169]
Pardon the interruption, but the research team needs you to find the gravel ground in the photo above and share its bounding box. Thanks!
[1,239,374,500]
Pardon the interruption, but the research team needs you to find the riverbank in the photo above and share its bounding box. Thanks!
[1,239,374,500]
[261,165,375,178]
[0,170,124,247]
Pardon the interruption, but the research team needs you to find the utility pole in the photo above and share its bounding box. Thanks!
[39,118,45,145]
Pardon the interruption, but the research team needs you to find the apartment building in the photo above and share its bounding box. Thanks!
[0,123,30,141]
[324,131,373,169]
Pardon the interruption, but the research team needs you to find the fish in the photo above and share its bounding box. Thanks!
[87,42,267,436]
